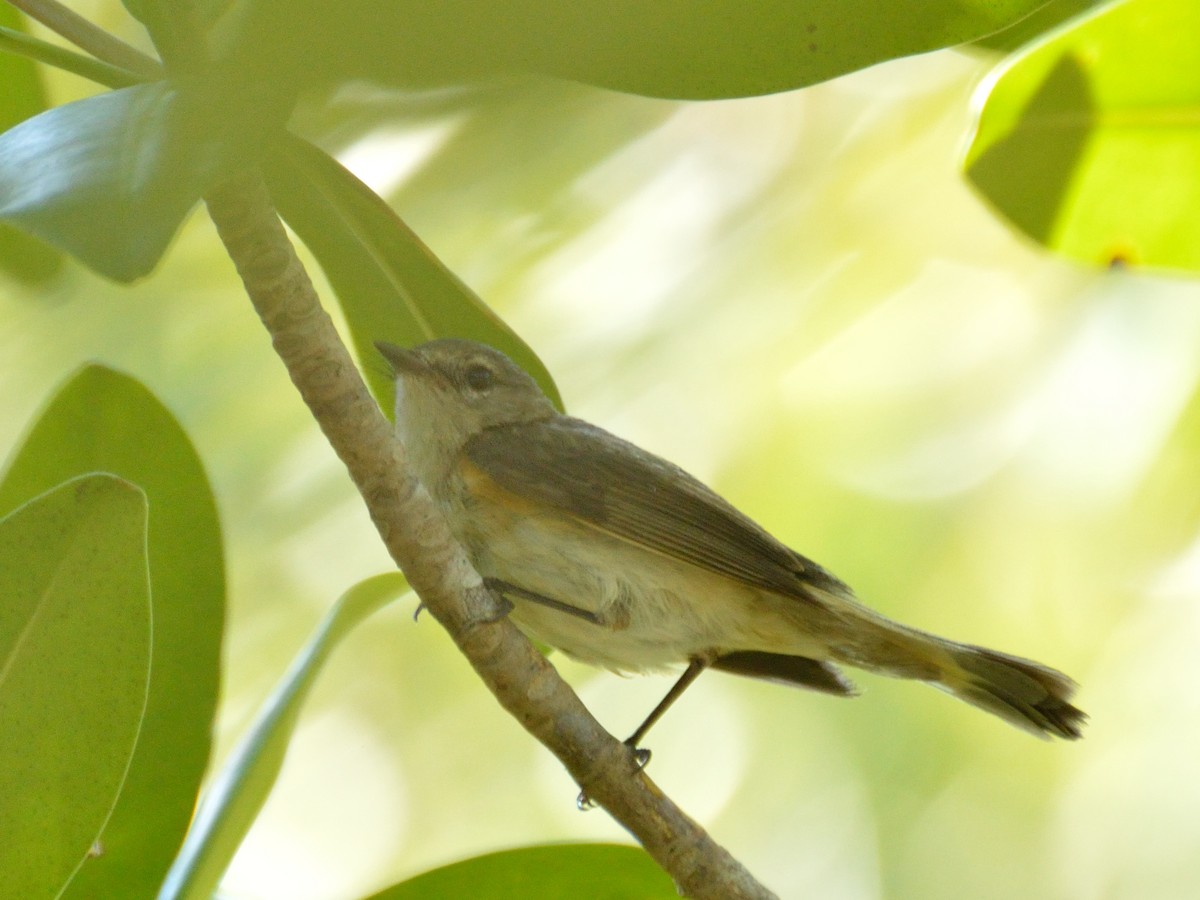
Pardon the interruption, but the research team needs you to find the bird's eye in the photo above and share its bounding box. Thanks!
[465,364,495,392]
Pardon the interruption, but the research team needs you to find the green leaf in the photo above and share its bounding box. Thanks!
[368,844,678,900]
[0,12,45,124]
[219,0,1057,102]
[266,135,562,411]
[0,83,250,281]
[160,573,408,900]
[0,366,225,900]
[0,8,61,283]
[0,474,151,899]
[0,222,60,284]
[965,0,1200,271]
[973,0,1106,52]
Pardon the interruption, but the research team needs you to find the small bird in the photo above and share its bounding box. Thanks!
[379,338,1085,747]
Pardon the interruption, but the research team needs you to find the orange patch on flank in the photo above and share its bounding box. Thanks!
[457,455,548,516]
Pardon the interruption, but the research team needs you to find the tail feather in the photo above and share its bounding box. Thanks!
[775,589,1085,738]
[712,650,858,697]
[945,644,1086,740]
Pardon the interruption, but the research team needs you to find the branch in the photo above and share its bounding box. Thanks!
[5,0,162,78]
[203,170,776,900]
[0,24,142,87]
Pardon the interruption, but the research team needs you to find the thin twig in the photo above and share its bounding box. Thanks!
[0,24,144,88]
[203,170,777,900]
[5,0,162,77]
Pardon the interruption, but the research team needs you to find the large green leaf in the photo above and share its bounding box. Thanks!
[217,0,1055,105]
[160,573,408,900]
[965,0,1200,271]
[368,844,677,900]
[0,475,151,899]
[0,7,60,283]
[266,135,562,411]
[0,366,225,900]
[0,11,44,124]
[973,0,1106,52]
[0,83,251,281]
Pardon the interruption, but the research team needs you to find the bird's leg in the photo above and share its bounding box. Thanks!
[624,657,710,751]
[483,577,603,624]
[578,662,710,812]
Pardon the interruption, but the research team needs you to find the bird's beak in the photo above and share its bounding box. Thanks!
[375,341,427,377]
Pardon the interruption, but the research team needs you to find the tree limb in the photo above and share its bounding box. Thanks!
[203,170,776,900]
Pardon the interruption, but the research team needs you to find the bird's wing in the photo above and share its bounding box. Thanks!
[463,417,847,607]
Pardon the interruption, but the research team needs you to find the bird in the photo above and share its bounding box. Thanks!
[378,338,1085,747]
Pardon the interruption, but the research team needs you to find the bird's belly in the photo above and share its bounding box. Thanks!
[460,506,824,673]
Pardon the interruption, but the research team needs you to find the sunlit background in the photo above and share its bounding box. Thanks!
[3,18,1200,900]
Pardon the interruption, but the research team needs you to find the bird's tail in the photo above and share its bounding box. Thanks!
[937,642,1085,739]
[822,606,1086,739]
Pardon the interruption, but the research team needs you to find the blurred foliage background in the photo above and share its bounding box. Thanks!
[3,4,1199,898]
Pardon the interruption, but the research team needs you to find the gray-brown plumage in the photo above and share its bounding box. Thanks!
[380,338,1085,742]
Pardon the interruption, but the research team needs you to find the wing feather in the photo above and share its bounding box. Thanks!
[464,417,847,607]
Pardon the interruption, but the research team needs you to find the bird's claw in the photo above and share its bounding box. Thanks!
[629,745,652,770]
[575,743,651,810]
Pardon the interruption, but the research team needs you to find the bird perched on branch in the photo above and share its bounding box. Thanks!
[379,338,1085,749]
